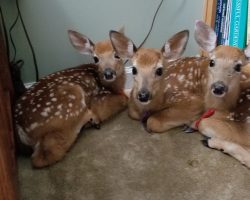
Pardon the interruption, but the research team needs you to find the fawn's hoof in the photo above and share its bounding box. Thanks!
[183,124,197,133]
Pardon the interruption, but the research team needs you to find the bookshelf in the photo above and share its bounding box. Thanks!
[203,0,217,28]
[203,0,249,48]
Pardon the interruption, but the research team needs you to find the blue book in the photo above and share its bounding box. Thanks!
[214,0,223,42]
[224,0,232,45]
[229,0,248,48]
[214,0,228,45]
[219,0,228,44]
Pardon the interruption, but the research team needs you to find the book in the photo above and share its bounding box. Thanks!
[214,0,228,45]
[223,0,232,45]
[229,0,248,49]
[247,0,250,45]
[214,0,223,43]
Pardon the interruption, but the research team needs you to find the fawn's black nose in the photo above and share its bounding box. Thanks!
[104,68,116,80]
[211,81,228,96]
[138,89,151,103]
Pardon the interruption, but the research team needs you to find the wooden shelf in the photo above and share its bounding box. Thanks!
[203,0,217,28]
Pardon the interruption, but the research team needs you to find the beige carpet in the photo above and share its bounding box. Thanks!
[18,111,250,200]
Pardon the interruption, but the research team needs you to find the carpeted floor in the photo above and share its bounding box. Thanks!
[18,111,250,200]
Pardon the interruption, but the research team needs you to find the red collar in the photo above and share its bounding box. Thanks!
[195,108,216,129]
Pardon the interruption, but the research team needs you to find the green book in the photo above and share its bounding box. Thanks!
[229,0,248,49]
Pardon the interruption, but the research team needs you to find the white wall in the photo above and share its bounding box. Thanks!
[1,0,204,83]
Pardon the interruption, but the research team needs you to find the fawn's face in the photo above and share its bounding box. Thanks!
[194,20,250,98]
[68,30,124,83]
[110,30,189,104]
[131,49,163,103]
[207,46,245,97]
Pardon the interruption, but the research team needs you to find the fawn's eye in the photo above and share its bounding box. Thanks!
[114,53,121,59]
[209,59,215,67]
[155,68,163,76]
[93,56,99,63]
[234,63,242,72]
[132,66,137,75]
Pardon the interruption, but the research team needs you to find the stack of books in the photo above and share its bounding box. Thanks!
[214,0,249,48]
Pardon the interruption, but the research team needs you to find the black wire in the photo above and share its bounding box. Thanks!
[9,10,19,63]
[138,0,164,49]
[0,6,10,59]
[124,0,164,65]
[16,0,39,81]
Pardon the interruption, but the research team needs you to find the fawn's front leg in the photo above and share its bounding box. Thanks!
[146,97,204,133]
[90,93,128,122]
[128,98,143,120]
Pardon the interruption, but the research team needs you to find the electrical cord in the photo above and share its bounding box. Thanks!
[124,0,164,66]
[16,0,39,81]
[9,9,19,63]
[138,0,164,48]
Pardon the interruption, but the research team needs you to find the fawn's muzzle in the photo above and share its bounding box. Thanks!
[138,89,151,103]
[211,81,228,97]
[104,68,116,81]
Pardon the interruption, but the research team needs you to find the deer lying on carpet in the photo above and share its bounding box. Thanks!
[109,23,250,136]
[193,20,250,168]
[14,29,128,168]
[109,29,214,133]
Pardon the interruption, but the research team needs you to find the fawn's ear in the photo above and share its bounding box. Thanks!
[68,30,95,55]
[118,26,125,34]
[194,20,217,52]
[109,30,137,59]
[244,42,250,58]
[162,30,189,61]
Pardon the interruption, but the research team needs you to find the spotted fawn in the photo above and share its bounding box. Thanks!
[14,29,128,168]
[194,20,250,168]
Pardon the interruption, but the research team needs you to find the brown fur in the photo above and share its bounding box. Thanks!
[194,20,250,168]
[110,30,214,132]
[15,31,128,168]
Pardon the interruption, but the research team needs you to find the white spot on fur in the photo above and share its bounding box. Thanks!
[41,111,48,117]
[177,74,185,82]
[69,95,76,100]
[30,122,39,130]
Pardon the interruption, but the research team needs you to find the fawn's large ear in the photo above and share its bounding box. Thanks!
[109,30,137,59]
[194,20,217,52]
[162,30,189,61]
[68,30,95,55]
[118,26,125,34]
[244,42,250,59]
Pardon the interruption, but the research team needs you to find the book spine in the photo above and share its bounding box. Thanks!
[219,0,228,45]
[247,0,250,45]
[214,0,223,45]
[224,0,232,45]
[229,0,248,48]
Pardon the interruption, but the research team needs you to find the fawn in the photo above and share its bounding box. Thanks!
[14,29,128,168]
[109,29,214,133]
[109,27,250,134]
[193,20,250,168]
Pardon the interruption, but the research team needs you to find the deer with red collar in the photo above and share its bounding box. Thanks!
[193,21,250,168]
[14,29,128,168]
